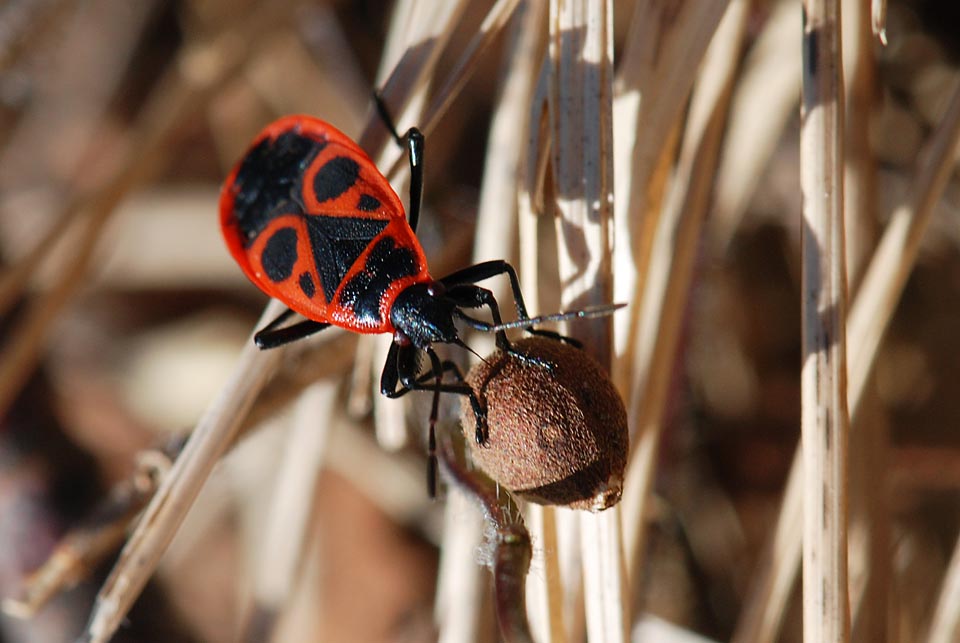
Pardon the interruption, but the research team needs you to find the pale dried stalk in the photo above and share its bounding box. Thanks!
[800,2,850,643]
[841,0,879,289]
[732,80,960,643]
[245,382,336,642]
[435,490,487,643]
[710,0,800,252]
[368,0,520,450]
[731,454,804,643]
[437,437,534,643]
[526,505,567,643]
[546,3,623,643]
[611,0,730,377]
[871,0,887,45]
[419,0,521,140]
[846,85,960,419]
[367,0,470,452]
[925,542,960,643]
[473,0,544,266]
[434,3,542,641]
[362,0,469,166]
[382,0,524,181]
[609,5,728,607]
[81,299,288,643]
[619,0,747,585]
[512,10,566,643]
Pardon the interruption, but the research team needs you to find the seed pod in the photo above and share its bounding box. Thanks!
[460,337,628,511]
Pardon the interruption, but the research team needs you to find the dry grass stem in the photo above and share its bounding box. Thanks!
[611,0,729,360]
[840,1,887,640]
[733,74,960,643]
[871,0,888,45]
[437,435,533,643]
[731,452,804,643]
[246,382,336,640]
[525,504,567,643]
[621,0,748,573]
[846,83,960,417]
[418,0,522,139]
[923,523,960,643]
[435,490,486,643]
[80,300,288,643]
[474,0,545,267]
[710,0,800,251]
[362,0,468,164]
[1,446,172,618]
[800,1,850,642]
[7,1,960,641]
[546,3,623,643]
[609,6,729,602]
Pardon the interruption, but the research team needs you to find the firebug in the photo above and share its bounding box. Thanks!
[219,96,618,493]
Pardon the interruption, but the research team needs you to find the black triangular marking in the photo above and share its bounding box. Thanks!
[304,216,390,303]
[232,132,325,246]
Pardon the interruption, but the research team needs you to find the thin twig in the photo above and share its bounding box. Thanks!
[437,433,534,643]
[871,0,887,45]
[800,1,849,642]
[1,444,176,619]
[841,0,887,639]
[710,0,801,252]
[620,0,748,591]
[547,4,623,643]
[243,382,336,643]
[731,37,960,643]
[80,300,289,643]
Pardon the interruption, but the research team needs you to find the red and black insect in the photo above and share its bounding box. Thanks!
[220,99,612,492]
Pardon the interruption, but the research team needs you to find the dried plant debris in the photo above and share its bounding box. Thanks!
[461,337,627,511]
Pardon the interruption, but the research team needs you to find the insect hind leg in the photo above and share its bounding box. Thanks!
[254,308,331,349]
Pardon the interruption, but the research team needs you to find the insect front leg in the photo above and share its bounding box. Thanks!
[439,260,582,347]
[444,285,512,351]
[379,341,488,446]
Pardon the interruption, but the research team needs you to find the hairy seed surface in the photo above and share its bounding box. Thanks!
[461,337,628,511]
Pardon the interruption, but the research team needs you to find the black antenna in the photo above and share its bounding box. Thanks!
[481,302,625,333]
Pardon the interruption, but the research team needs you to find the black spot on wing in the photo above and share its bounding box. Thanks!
[313,156,360,203]
[299,271,316,299]
[338,236,420,326]
[304,216,390,303]
[231,130,325,246]
[262,227,298,282]
[357,194,381,211]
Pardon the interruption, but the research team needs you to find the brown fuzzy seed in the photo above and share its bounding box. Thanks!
[460,337,628,511]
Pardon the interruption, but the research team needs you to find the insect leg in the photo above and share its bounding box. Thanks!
[254,309,331,349]
[380,342,488,446]
[440,260,582,347]
[373,91,424,234]
[444,284,511,350]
